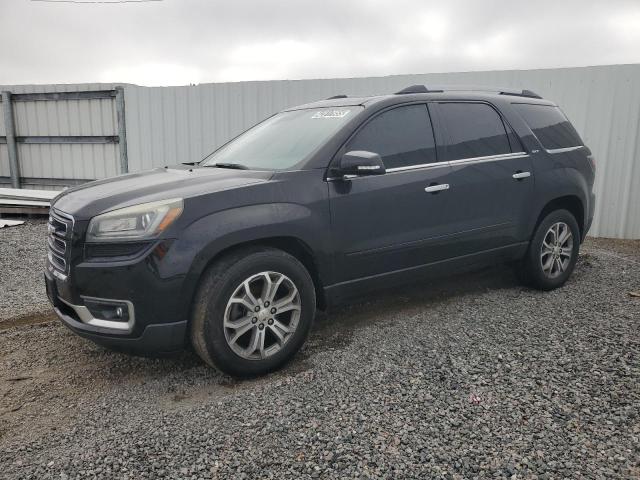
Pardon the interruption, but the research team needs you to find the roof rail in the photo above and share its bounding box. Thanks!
[395,85,443,95]
[502,89,543,99]
[326,94,348,100]
[394,84,543,99]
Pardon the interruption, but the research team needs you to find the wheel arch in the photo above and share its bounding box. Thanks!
[533,195,585,241]
[183,236,326,330]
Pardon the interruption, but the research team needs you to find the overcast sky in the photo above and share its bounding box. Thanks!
[1,0,639,86]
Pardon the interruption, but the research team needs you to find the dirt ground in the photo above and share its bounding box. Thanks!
[0,237,638,478]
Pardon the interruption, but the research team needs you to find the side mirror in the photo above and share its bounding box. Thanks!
[339,151,386,178]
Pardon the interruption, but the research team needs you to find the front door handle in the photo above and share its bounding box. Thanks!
[425,183,450,193]
[512,171,531,180]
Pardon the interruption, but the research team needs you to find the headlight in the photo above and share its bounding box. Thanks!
[87,198,183,242]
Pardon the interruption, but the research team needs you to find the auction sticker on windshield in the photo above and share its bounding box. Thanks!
[311,109,351,119]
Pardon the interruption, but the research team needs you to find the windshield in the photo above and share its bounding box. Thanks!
[202,107,360,170]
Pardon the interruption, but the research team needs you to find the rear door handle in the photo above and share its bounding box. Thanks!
[512,171,531,180]
[425,183,449,193]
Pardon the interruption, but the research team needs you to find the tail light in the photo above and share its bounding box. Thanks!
[587,154,595,172]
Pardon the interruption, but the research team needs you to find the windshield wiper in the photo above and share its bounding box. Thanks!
[208,162,249,170]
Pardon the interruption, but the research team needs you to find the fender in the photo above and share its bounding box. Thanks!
[171,202,332,322]
[501,101,594,240]
[527,162,590,238]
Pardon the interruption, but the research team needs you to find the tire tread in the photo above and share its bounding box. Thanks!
[189,246,315,376]
[518,209,580,291]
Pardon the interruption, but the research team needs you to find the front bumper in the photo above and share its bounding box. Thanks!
[45,269,188,355]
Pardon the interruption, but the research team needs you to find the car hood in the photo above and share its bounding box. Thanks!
[53,165,273,219]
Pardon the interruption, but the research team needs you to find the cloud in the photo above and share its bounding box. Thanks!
[100,63,203,85]
[214,40,318,82]
[1,0,639,86]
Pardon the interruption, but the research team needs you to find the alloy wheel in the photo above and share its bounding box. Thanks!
[223,271,301,360]
[540,221,574,278]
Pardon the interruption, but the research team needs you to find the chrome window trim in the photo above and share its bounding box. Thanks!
[326,152,529,181]
[545,146,583,154]
[325,160,449,181]
[448,152,529,166]
[386,160,450,172]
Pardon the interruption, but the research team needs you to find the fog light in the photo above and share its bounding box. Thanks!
[83,298,131,323]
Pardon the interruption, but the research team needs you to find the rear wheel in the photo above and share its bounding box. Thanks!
[518,209,580,290]
[190,247,316,376]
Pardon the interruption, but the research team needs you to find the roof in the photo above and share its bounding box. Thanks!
[286,96,382,110]
[287,85,556,111]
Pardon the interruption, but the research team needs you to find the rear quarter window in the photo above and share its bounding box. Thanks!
[513,104,583,150]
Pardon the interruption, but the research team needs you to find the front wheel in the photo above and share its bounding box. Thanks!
[518,209,580,290]
[190,247,316,377]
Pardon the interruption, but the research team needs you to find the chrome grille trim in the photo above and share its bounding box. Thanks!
[48,251,66,270]
[47,235,66,255]
[49,214,68,234]
[47,209,74,275]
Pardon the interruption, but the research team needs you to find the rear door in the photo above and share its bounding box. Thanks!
[328,104,456,285]
[431,101,534,254]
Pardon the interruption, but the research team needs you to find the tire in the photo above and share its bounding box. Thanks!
[190,247,316,377]
[518,209,580,291]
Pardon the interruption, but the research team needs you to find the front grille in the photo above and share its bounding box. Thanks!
[47,210,74,275]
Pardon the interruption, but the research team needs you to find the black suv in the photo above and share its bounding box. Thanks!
[45,85,596,376]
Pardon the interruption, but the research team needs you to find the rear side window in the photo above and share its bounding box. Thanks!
[513,104,583,150]
[437,103,512,161]
[346,104,437,169]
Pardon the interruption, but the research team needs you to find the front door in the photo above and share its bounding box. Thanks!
[327,104,455,285]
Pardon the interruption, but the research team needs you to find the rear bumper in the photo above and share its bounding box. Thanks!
[584,191,596,239]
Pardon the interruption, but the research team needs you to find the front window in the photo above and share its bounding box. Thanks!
[346,104,437,169]
[202,107,360,170]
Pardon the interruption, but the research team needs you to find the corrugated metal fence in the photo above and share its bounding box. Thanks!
[0,83,126,189]
[1,64,639,238]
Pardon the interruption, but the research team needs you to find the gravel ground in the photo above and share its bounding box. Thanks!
[0,218,49,322]
[0,232,639,479]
